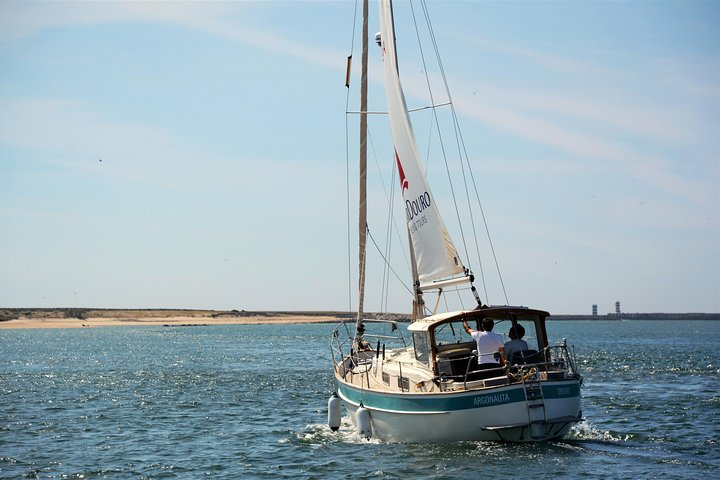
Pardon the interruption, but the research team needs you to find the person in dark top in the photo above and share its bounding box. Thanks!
[503,324,529,365]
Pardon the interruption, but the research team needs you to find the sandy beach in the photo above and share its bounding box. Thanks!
[0,309,358,329]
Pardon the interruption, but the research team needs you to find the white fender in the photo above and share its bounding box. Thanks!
[356,405,372,439]
[327,394,341,431]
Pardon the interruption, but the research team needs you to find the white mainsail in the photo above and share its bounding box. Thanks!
[378,0,464,284]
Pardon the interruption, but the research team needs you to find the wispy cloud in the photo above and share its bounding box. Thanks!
[0,2,235,42]
[470,83,695,144]
[395,28,719,209]
[436,30,718,148]
[0,1,343,69]
[459,34,616,80]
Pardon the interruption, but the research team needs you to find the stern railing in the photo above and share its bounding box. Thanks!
[438,340,581,390]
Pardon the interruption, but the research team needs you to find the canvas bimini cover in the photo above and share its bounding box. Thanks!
[378,0,465,284]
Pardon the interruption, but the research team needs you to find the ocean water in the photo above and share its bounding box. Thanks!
[1,320,718,479]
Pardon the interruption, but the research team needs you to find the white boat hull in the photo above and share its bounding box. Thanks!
[336,378,581,442]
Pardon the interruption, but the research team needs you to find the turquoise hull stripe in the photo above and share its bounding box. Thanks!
[338,381,580,413]
[542,382,581,399]
[338,383,525,412]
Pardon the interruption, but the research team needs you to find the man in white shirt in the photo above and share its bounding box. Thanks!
[462,317,504,365]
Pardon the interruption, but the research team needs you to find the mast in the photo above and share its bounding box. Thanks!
[356,0,369,327]
[409,229,425,321]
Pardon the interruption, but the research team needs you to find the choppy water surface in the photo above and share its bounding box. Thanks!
[1,321,718,478]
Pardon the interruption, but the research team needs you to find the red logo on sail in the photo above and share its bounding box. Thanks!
[395,150,410,195]
[395,149,409,194]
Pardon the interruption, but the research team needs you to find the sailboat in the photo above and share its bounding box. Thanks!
[328,0,582,442]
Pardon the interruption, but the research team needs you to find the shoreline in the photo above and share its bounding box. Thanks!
[1,308,717,329]
[0,308,405,330]
[0,315,343,329]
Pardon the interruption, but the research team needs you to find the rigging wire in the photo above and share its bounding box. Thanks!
[416,0,488,303]
[365,127,410,307]
[418,0,509,305]
[367,228,415,299]
[368,129,414,313]
[366,128,396,314]
[409,0,474,278]
[346,0,510,315]
[454,283,466,311]
[458,120,510,304]
[381,155,396,312]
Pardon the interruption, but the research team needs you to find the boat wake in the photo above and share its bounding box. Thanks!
[557,420,717,473]
[565,419,631,443]
[295,417,616,447]
[292,416,382,446]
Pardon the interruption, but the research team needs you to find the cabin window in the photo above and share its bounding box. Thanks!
[412,332,430,366]
[397,376,410,391]
[432,320,467,346]
[382,372,390,385]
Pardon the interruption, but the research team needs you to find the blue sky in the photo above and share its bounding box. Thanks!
[0,0,718,314]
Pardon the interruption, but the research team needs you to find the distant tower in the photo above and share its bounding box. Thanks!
[592,304,598,316]
[615,301,621,319]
